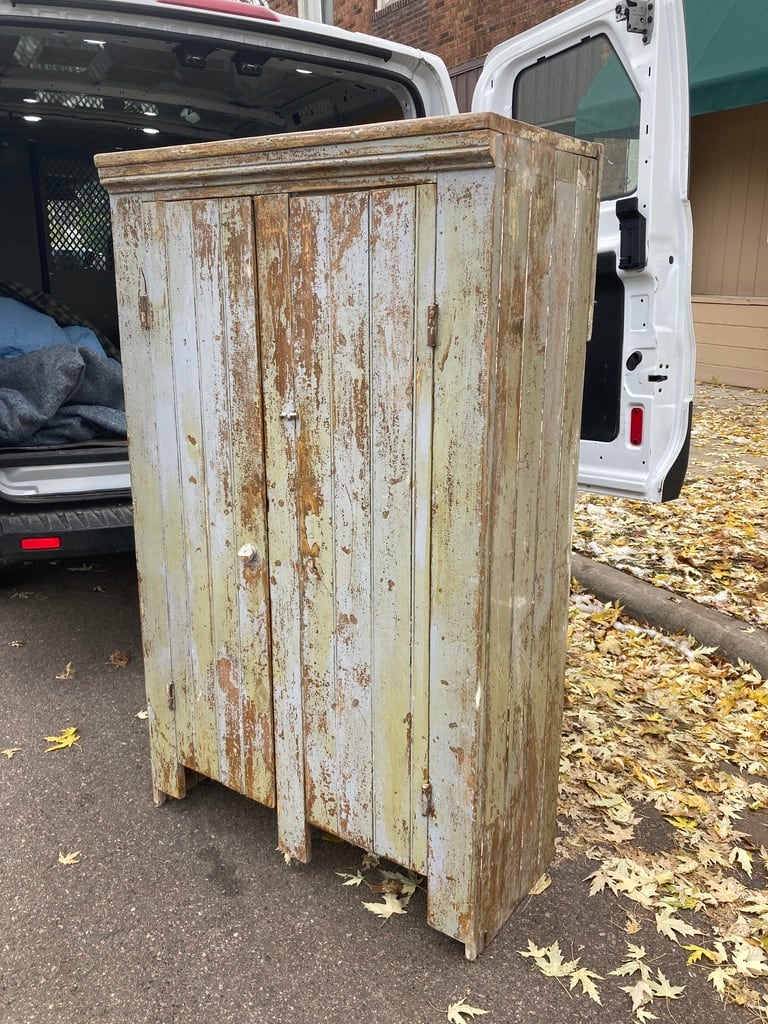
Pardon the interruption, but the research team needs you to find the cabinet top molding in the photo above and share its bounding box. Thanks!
[95,112,600,197]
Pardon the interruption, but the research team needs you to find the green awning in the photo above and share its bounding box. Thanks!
[575,0,768,136]
[574,53,639,139]
[685,0,768,114]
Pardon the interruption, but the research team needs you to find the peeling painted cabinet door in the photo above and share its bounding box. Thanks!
[256,186,437,870]
[119,195,276,809]
[123,184,438,870]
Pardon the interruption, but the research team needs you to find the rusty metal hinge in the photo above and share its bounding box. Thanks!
[167,682,175,711]
[420,781,433,816]
[427,304,438,348]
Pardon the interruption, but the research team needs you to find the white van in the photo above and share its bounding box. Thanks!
[0,0,693,565]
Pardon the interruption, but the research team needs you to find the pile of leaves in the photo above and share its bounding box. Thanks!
[563,390,768,1017]
[555,589,768,1019]
[572,384,768,627]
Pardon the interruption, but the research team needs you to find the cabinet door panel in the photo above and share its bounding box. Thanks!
[260,186,435,867]
[160,199,219,783]
[370,185,435,875]
[218,198,276,805]
[114,196,188,801]
[146,197,275,805]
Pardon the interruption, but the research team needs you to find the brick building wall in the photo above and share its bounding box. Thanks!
[269,0,576,72]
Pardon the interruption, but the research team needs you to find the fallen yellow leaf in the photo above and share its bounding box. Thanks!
[664,815,699,830]
[362,892,407,921]
[336,871,365,887]
[446,998,489,1024]
[683,944,722,966]
[528,873,552,896]
[44,727,80,752]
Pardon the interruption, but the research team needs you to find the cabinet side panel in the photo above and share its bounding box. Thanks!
[479,143,600,942]
[111,195,186,800]
[427,170,497,948]
[487,140,561,933]
[220,196,276,808]
[256,193,311,862]
[474,136,535,939]
[515,150,581,888]
[535,152,601,864]
[496,141,559,923]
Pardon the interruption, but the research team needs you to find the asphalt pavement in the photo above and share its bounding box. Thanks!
[1,551,764,1024]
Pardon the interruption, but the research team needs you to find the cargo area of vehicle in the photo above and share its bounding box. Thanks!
[0,13,413,399]
[0,10,415,557]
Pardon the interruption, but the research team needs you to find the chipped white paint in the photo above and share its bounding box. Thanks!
[99,113,600,958]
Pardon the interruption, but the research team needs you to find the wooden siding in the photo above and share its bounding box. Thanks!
[693,296,768,388]
[690,104,768,387]
[450,58,485,114]
[690,104,768,298]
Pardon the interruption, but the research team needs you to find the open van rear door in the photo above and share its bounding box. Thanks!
[473,0,694,501]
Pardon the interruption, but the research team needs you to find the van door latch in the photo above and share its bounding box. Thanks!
[616,197,647,271]
[615,1,654,44]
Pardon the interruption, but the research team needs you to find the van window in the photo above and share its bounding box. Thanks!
[512,35,640,200]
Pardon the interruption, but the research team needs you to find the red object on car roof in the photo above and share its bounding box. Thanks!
[157,0,280,22]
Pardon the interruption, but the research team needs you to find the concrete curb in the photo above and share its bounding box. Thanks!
[571,552,768,679]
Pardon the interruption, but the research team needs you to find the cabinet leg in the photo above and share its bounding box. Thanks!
[277,818,312,864]
[426,861,498,960]
[150,757,190,803]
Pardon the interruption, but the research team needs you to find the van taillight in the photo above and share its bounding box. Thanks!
[20,537,62,551]
[157,0,280,20]
[629,407,644,447]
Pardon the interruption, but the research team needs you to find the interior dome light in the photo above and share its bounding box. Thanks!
[22,114,42,122]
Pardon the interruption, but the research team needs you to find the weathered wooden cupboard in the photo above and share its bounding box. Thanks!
[97,113,600,958]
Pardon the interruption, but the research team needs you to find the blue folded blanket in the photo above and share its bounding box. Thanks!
[0,295,109,360]
[0,343,126,446]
